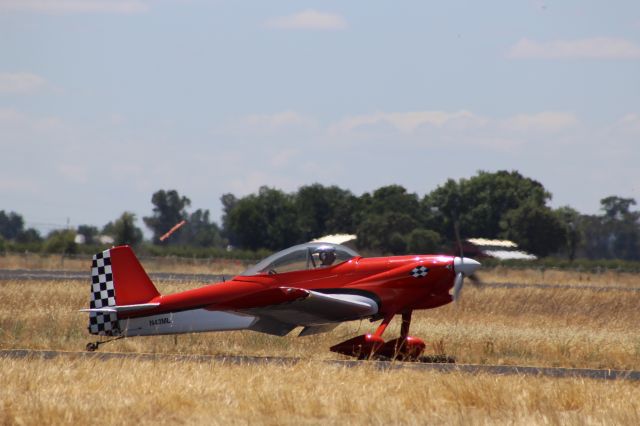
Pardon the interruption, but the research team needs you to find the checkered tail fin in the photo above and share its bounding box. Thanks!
[88,246,160,336]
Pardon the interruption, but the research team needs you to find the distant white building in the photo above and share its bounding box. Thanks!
[98,235,115,245]
[310,234,357,246]
[75,234,114,245]
[463,238,537,260]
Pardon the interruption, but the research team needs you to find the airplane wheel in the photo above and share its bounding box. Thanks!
[86,342,98,352]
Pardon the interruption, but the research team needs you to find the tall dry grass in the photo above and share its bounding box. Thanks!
[0,279,638,370]
[1,276,639,425]
[0,254,248,275]
[0,254,98,271]
[1,357,639,425]
[479,266,640,288]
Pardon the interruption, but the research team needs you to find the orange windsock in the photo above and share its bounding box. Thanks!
[159,220,186,242]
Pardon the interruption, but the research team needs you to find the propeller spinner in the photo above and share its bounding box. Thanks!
[452,257,481,302]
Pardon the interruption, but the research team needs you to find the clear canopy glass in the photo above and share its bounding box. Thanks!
[241,242,360,276]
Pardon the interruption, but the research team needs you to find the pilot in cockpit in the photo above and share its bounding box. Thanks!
[315,245,337,267]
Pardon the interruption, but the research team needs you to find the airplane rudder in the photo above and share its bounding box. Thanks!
[108,245,160,305]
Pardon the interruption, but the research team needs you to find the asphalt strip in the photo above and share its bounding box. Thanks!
[1,349,638,381]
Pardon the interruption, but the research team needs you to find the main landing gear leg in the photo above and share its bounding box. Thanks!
[329,313,394,359]
[377,311,426,361]
[85,335,124,352]
[329,311,455,362]
[400,311,411,339]
[373,313,394,338]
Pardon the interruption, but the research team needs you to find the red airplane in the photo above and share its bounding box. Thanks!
[82,242,480,360]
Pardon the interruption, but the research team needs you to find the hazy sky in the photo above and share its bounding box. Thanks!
[1,0,639,234]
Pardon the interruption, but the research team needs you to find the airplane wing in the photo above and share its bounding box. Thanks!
[225,287,379,336]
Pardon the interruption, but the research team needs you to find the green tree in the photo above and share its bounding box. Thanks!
[76,225,99,245]
[15,228,41,244]
[143,190,191,244]
[554,206,581,261]
[407,229,442,254]
[356,211,418,254]
[225,187,302,250]
[387,232,408,254]
[576,197,640,260]
[578,214,609,259]
[104,212,143,246]
[220,193,238,244]
[180,209,223,247]
[424,170,551,241]
[225,195,267,250]
[500,201,566,257]
[354,185,422,253]
[601,196,637,221]
[0,210,25,240]
[599,196,639,260]
[421,178,461,240]
[295,184,360,240]
[43,229,78,254]
[366,185,421,217]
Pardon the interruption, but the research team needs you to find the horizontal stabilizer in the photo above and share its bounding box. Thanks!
[80,303,160,314]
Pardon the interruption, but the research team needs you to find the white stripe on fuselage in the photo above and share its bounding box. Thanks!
[119,309,257,337]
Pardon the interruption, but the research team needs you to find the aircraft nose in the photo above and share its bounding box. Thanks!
[453,257,481,276]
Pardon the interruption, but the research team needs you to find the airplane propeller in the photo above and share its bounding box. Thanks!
[453,257,481,301]
[453,271,464,302]
[452,218,483,302]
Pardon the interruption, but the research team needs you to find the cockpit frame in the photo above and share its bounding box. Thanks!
[240,242,360,276]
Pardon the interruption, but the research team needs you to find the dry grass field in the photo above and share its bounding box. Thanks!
[1,261,639,424]
[481,266,640,289]
[0,253,249,275]
[1,278,638,369]
[1,356,639,425]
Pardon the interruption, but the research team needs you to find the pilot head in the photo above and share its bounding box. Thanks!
[316,246,337,267]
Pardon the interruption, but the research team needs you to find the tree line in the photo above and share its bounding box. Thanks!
[1,170,639,260]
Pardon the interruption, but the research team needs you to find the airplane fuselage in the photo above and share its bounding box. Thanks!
[117,255,456,336]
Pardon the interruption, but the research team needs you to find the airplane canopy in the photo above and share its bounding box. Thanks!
[241,242,359,276]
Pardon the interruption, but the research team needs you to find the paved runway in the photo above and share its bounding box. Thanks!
[1,349,638,381]
[1,268,639,292]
